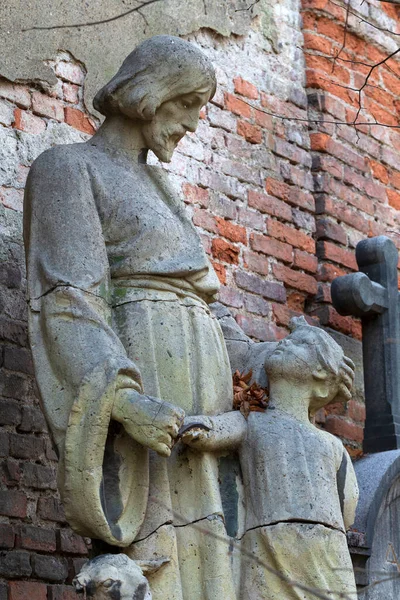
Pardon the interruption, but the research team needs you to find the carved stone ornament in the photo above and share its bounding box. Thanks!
[24,36,359,600]
[73,554,168,599]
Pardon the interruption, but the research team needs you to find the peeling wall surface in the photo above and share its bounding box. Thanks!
[1,0,400,596]
[0,0,256,111]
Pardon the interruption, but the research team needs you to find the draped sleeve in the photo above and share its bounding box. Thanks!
[23,145,149,546]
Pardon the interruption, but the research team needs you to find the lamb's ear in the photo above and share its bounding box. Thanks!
[135,558,170,576]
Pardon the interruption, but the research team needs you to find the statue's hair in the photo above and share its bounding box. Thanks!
[87,553,131,569]
[289,316,355,403]
[94,35,217,119]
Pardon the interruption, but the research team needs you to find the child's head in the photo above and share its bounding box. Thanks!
[265,317,355,414]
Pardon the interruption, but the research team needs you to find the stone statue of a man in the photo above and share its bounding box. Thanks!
[24,35,277,600]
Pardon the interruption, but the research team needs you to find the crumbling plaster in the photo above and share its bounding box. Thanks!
[0,0,261,112]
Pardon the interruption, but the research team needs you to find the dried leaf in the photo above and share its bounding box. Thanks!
[232,369,269,418]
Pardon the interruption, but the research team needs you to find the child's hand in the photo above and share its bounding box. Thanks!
[179,416,214,450]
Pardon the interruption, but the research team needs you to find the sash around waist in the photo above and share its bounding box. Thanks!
[112,276,211,310]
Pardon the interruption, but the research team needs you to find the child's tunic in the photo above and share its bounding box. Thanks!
[239,409,359,599]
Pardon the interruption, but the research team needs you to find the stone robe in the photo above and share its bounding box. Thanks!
[24,141,238,600]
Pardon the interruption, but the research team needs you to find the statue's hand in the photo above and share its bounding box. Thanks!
[113,389,185,457]
[179,416,214,450]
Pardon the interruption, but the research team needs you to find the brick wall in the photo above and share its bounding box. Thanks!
[0,54,92,600]
[0,2,399,594]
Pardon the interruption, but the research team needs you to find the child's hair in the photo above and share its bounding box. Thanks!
[289,316,355,403]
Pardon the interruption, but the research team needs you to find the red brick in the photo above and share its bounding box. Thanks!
[316,219,347,245]
[365,98,398,127]
[293,249,318,273]
[390,170,400,191]
[317,240,357,270]
[251,233,293,263]
[303,32,334,55]
[310,132,330,152]
[0,490,27,517]
[55,61,85,85]
[192,208,218,233]
[218,286,243,308]
[212,261,226,285]
[254,108,273,129]
[316,282,332,303]
[63,82,79,104]
[0,80,30,108]
[243,250,269,276]
[14,109,45,134]
[200,234,211,255]
[235,314,285,342]
[244,293,270,316]
[317,262,348,283]
[306,69,356,105]
[382,70,400,96]
[330,140,368,172]
[287,291,307,312]
[273,302,318,327]
[237,119,262,144]
[313,154,343,179]
[306,54,350,84]
[0,523,15,549]
[224,92,252,118]
[273,303,301,327]
[37,497,66,523]
[311,305,361,339]
[274,138,311,167]
[32,91,64,121]
[235,270,286,302]
[325,416,364,443]
[64,107,95,134]
[58,529,88,555]
[211,238,240,264]
[182,183,209,207]
[315,196,370,234]
[237,206,264,230]
[363,179,387,202]
[265,177,314,211]
[268,219,315,253]
[48,585,80,600]
[9,433,45,459]
[347,400,366,423]
[265,177,291,201]
[9,582,47,600]
[273,263,318,294]
[281,162,314,190]
[233,77,259,100]
[248,190,292,221]
[216,217,247,244]
[19,525,56,552]
[388,189,400,211]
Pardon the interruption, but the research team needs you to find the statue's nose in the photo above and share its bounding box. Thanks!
[183,110,199,133]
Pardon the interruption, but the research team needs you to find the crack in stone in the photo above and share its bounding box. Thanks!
[239,518,345,540]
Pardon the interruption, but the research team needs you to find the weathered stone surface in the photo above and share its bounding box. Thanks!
[74,554,168,599]
[332,237,400,452]
[182,316,359,598]
[325,327,364,404]
[350,451,400,599]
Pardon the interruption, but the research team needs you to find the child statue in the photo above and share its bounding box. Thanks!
[182,317,359,600]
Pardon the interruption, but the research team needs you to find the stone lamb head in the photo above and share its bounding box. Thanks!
[73,553,169,599]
